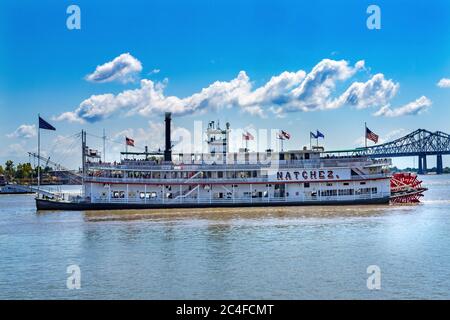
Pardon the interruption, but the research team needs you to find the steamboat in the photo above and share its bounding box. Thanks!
[35,113,426,210]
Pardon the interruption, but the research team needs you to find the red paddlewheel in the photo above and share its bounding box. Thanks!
[390,172,427,204]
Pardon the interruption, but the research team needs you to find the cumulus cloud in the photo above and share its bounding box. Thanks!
[437,78,450,88]
[7,124,37,139]
[56,58,418,123]
[373,96,432,117]
[287,59,365,111]
[332,73,399,109]
[85,53,143,83]
[57,71,255,123]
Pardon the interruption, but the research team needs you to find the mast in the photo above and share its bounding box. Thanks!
[102,128,106,162]
[81,130,86,190]
[37,114,40,190]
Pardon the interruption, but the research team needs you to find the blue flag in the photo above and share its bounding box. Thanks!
[316,130,324,138]
[310,131,317,139]
[39,116,56,131]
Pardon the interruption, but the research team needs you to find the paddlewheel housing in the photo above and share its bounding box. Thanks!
[390,172,427,203]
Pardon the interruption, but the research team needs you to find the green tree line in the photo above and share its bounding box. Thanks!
[0,160,51,184]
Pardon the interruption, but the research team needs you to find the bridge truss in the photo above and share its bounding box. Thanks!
[354,129,450,174]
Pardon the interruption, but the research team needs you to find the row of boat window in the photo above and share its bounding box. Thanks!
[106,187,378,199]
[88,170,260,179]
[319,187,377,197]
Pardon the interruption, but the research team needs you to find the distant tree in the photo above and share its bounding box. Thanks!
[0,165,4,175]
[22,163,33,178]
[15,163,24,179]
[4,160,15,181]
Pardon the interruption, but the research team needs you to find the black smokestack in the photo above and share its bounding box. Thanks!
[164,112,172,161]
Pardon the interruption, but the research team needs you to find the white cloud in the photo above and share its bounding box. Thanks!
[332,73,399,109]
[7,124,37,139]
[85,53,142,83]
[437,78,450,88]
[56,58,422,123]
[287,59,365,111]
[373,96,432,117]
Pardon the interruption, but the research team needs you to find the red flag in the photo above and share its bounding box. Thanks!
[125,137,135,146]
[242,132,254,140]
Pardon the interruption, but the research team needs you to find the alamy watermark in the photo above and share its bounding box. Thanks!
[366,265,381,290]
[66,5,81,30]
[66,264,81,289]
[367,5,381,30]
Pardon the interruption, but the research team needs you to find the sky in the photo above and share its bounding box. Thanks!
[0,0,450,169]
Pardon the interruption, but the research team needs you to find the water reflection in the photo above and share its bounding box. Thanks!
[83,204,409,223]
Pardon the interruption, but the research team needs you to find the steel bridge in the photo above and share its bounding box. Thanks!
[353,129,450,174]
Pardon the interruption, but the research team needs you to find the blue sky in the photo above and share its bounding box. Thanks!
[1,0,450,169]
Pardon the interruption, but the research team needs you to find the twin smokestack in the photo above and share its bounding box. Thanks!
[164,112,172,162]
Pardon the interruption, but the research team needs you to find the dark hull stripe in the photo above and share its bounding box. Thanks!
[36,197,390,211]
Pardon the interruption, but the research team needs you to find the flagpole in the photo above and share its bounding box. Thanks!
[37,114,40,191]
[309,134,312,150]
[102,128,106,163]
[316,130,319,147]
[364,122,367,148]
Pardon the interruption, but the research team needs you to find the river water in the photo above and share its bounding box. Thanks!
[0,175,449,299]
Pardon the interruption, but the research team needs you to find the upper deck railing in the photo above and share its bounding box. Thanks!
[86,157,391,171]
[84,173,390,185]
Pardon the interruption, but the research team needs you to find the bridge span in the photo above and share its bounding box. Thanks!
[327,129,450,174]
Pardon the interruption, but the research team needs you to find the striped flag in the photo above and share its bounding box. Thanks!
[125,137,135,146]
[242,132,254,140]
[280,130,291,140]
[365,127,379,143]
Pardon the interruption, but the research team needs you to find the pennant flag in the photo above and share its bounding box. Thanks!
[39,116,56,131]
[316,130,325,138]
[366,127,379,143]
[242,132,254,141]
[310,131,317,139]
[280,130,291,140]
[125,137,135,146]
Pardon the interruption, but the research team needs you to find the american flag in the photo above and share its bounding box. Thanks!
[125,137,135,146]
[365,127,379,143]
[242,132,254,140]
[280,130,291,140]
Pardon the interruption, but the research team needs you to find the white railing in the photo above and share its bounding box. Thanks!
[90,192,390,204]
[86,158,391,171]
[85,173,389,184]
